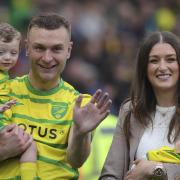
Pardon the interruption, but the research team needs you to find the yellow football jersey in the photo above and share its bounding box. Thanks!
[0,71,9,101]
[147,146,180,164]
[0,71,12,129]
[0,75,91,180]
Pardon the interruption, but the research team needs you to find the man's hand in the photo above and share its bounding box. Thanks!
[67,89,112,167]
[73,89,112,135]
[0,124,32,161]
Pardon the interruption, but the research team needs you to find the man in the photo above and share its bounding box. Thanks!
[0,13,111,179]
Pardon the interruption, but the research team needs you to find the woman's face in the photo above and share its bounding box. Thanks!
[147,43,179,94]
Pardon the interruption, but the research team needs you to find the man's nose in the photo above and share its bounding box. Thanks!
[42,50,53,62]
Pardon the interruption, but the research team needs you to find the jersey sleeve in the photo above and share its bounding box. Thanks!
[20,162,37,180]
[0,72,10,103]
[0,109,12,130]
[0,73,14,128]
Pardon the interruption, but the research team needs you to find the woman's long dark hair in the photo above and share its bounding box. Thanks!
[123,31,180,144]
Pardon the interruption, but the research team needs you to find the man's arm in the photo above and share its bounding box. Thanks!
[0,124,32,161]
[67,89,112,168]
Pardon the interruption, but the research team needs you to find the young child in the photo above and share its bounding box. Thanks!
[0,22,21,128]
[0,22,37,179]
[0,22,20,96]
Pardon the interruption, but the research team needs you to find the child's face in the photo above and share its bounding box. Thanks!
[0,38,20,71]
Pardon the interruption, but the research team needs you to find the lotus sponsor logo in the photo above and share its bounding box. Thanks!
[18,123,65,139]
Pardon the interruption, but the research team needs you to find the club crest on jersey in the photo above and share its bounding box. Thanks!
[51,102,68,119]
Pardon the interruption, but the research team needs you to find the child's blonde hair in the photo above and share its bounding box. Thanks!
[0,22,21,43]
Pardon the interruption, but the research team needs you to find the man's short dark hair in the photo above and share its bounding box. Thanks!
[27,13,71,38]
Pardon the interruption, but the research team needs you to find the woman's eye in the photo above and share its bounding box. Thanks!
[149,59,158,64]
[167,58,176,63]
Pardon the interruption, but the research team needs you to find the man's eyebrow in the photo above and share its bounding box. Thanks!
[33,43,44,46]
[52,44,64,49]
[32,43,64,49]
[53,44,63,47]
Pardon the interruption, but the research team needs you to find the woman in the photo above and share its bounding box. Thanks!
[99,31,180,180]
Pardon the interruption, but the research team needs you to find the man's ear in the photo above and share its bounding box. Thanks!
[24,39,29,56]
[67,41,73,59]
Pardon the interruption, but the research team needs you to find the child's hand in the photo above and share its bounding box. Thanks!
[0,99,17,113]
[20,140,37,163]
[175,140,180,153]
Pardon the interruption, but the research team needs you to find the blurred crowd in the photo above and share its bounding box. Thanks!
[0,0,180,115]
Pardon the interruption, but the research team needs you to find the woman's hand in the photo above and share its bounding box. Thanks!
[124,159,157,180]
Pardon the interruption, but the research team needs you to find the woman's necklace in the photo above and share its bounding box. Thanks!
[156,105,176,117]
[155,105,176,126]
